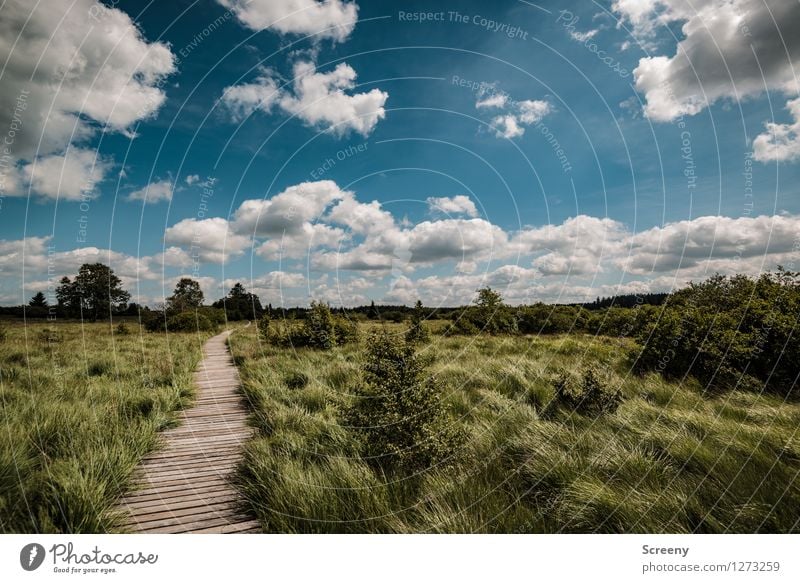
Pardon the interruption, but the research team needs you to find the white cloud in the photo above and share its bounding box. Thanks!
[615,0,800,122]
[511,215,628,276]
[491,115,525,139]
[427,195,479,218]
[569,29,599,42]
[164,217,251,263]
[185,174,200,185]
[753,97,800,163]
[327,195,396,234]
[0,0,175,159]
[22,148,111,201]
[621,213,800,275]
[218,0,358,42]
[220,71,282,122]
[126,179,174,203]
[475,86,551,139]
[409,219,507,264]
[233,180,348,236]
[152,246,194,269]
[476,93,508,109]
[221,60,388,136]
[518,100,551,124]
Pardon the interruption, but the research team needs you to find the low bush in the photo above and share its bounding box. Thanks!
[333,317,360,345]
[114,322,130,335]
[262,304,359,349]
[166,311,215,332]
[635,271,800,395]
[545,367,622,417]
[284,371,309,390]
[37,328,63,344]
[305,301,336,349]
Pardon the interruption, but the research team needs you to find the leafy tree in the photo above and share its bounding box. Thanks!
[405,300,430,344]
[29,292,48,307]
[56,276,80,317]
[167,278,204,313]
[55,264,130,321]
[212,282,263,321]
[346,332,461,473]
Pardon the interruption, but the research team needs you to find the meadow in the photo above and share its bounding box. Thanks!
[229,321,800,533]
[0,320,210,533]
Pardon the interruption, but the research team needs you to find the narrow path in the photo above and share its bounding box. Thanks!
[118,330,259,533]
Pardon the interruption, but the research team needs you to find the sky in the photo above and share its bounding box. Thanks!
[1,0,799,308]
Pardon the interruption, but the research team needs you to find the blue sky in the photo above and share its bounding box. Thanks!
[1,0,799,307]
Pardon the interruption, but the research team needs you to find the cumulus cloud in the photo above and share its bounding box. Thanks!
[753,97,800,162]
[0,0,175,159]
[620,213,800,275]
[127,179,174,203]
[427,195,479,218]
[569,29,599,42]
[164,217,251,263]
[474,85,551,139]
[221,60,388,136]
[614,0,800,122]
[220,71,282,122]
[22,148,111,201]
[234,180,348,236]
[185,174,201,186]
[511,215,629,276]
[476,93,508,109]
[218,0,358,42]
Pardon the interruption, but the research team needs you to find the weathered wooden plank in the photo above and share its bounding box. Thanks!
[117,330,259,534]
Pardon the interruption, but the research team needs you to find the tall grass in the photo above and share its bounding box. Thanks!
[0,320,209,533]
[230,324,800,533]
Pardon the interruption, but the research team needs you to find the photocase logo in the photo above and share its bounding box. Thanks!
[20,543,46,571]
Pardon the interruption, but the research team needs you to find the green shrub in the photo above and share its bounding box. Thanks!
[545,368,622,417]
[87,361,112,377]
[634,271,800,395]
[166,311,214,332]
[141,310,166,332]
[37,328,63,344]
[346,332,462,474]
[284,371,309,390]
[114,322,130,335]
[442,289,517,335]
[257,312,271,343]
[305,301,336,349]
[0,326,6,343]
[334,317,360,345]
[197,306,226,326]
[442,315,480,336]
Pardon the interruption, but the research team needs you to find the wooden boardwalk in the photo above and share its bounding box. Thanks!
[118,330,260,533]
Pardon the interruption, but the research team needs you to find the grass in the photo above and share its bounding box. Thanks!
[0,319,210,533]
[229,323,800,533]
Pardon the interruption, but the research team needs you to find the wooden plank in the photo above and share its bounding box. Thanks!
[117,330,259,534]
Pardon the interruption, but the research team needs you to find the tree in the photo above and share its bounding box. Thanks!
[29,292,48,307]
[346,332,461,473]
[405,300,430,344]
[167,278,204,313]
[55,263,130,321]
[473,287,517,334]
[212,282,263,320]
[56,276,80,317]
